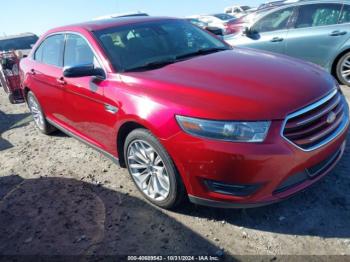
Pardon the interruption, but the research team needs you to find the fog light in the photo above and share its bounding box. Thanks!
[204,180,260,197]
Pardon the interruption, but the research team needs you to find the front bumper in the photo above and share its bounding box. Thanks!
[162,119,349,208]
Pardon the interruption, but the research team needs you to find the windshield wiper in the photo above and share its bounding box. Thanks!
[176,47,230,60]
[123,47,230,72]
[124,57,176,72]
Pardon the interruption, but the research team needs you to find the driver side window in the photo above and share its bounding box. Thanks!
[64,34,101,69]
[252,7,294,33]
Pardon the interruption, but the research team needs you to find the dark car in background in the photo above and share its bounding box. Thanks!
[197,13,238,35]
[186,18,224,36]
[0,33,38,103]
[0,33,38,56]
[222,9,270,36]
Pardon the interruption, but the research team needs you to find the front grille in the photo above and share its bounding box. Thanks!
[282,90,349,151]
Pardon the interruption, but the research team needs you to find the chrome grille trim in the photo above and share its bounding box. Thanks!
[281,89,349,152]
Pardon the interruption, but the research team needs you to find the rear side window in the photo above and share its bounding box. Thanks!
[252,7,294,33]
[34,34,64,67]
[339,4,350,24]
[295,4,342,28]
[64,34,98,67]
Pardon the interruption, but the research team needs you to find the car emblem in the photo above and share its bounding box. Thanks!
[326,112,336,124]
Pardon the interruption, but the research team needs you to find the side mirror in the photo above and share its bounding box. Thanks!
[244,27,251,35]
[244,27,258,36]
[63,64,105,79]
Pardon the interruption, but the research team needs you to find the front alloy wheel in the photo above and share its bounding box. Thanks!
[124,129,185,209]
[127,140,170,201]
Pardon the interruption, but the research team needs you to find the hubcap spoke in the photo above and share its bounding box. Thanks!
[157,173,170,191]
[29,97,44,128]
[127,140,170,201]
[129,163,148,169]
[134,170,151,188]
[341,57,350,83]
[154,155,162,165]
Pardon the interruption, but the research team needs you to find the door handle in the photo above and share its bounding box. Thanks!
[56,77,66,85]
[330,31,347,36]
[270,37,284,42]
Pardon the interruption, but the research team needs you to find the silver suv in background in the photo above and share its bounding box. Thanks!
[225,1,350,86]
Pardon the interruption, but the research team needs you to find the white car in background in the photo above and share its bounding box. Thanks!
[224,5,254,17]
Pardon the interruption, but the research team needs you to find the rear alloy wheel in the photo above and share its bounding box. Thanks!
[336,52,350,86]
[27,91,56,135]
[124,129,186,209]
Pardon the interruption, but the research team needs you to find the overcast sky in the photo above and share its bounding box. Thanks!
[1,0,266,36]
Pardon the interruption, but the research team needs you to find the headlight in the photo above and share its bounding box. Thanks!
[176,115,270,142]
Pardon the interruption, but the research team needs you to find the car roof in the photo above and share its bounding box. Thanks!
[259,0,350,9]
[93,12,149,21]
[282,0,350,5]
[258,0,350,14]
[212,13,233,16]
[50,16,178,33]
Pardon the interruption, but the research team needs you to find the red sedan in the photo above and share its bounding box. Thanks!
[20,17,349,209]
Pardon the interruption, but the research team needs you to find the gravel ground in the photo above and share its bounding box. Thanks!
[0,86,350,259]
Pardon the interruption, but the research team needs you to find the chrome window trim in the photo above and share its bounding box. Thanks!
[280,89,350,152]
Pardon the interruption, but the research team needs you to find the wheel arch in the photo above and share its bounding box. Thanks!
[331,48,350,80]
[23,86,31,100]
[116,121,147,167]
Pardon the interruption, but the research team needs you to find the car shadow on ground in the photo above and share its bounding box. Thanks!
[179,131,350,239]
[0,110,31,151]
[0,175,224,257]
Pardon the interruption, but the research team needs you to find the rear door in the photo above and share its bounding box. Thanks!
[285,3,345,67]
[30,34,65,122]
[60,33,115,151]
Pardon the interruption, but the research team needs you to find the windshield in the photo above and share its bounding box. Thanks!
[241,6,251,11]
[94,19,228,72]
[213,14,236,21]
[0,35,38,51]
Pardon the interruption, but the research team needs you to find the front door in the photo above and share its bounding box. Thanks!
[59,33,117,152]
[232,6,295,54]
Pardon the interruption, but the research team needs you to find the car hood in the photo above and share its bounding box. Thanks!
[120,48,336,120]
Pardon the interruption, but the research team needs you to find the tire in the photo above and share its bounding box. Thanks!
[8,93,15,104]
[124,128,186,209]
[336,52,350,86]
[27,91,56,135]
